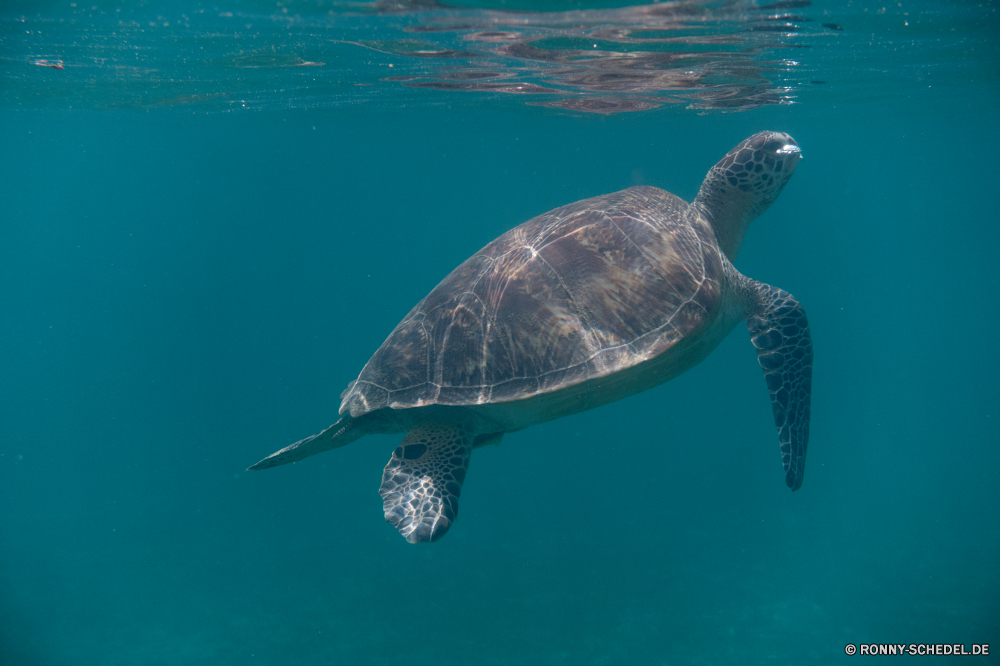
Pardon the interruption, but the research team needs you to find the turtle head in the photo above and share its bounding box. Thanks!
[693,131,801,260]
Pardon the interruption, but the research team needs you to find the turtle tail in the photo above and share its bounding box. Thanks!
[248,414,364,470]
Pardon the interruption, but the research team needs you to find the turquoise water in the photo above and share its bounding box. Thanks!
[2,1,998,664]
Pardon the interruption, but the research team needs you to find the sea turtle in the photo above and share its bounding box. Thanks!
[251,131,813,543]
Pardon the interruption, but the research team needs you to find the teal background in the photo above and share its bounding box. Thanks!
[2,1,998,664]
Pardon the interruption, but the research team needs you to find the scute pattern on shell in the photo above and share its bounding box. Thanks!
[342,186,723,417]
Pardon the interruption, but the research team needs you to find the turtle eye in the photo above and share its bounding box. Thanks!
[763,141,784,152]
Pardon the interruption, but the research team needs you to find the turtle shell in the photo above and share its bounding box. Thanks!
[340,185,724,418]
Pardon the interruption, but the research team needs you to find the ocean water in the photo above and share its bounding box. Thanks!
[2,0,998,664]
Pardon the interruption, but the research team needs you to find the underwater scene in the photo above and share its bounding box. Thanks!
[1,0,998,663]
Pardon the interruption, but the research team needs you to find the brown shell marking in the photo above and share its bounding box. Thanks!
[342,186,723,417]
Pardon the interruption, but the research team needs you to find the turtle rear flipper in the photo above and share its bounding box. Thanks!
[747,283,813,491]
[379,420,477,543]
[248,414,363,470]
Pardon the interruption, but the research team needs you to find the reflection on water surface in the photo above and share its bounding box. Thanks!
[6,0,986,114]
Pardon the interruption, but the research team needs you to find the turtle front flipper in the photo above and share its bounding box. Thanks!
[747,283,813,491]
[380,420,477,543]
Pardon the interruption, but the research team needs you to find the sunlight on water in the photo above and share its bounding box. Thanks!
[3,0,996,113]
